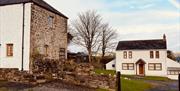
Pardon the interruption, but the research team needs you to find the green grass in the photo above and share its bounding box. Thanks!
[96,88,109,91]
[122,75,170,81]
[94,69,116,75]
[121,78,152,91]
[94,69,171,91]
[96,78,152,91]
[143,76,170,81]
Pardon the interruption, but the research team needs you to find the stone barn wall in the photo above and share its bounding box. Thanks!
[30,4,68,70]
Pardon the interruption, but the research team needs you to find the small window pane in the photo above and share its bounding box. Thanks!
[156,51,159,58]
[123,51,127,59]
[48,16,53,27]
[129,64,133,67]
[129,66,134,70]
[7,44,13,57]
[129,51,132,59]
[122,64,127,67]
[175,71,179,75]
[150,51,154,58]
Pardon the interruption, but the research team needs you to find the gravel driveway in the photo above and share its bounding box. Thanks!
[0,80,95,91]
[146,80,178,91]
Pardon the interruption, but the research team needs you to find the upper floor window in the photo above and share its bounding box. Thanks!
[150,51,154,58]
[7,44,13,57]
[48,16,54,28]
[156,51,159,58]
[123,51,127,59]
[129,51,132,59]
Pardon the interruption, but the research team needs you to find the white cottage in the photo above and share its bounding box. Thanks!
[0,0,68,71]
[115,35,180,80]
[106,59,115,70]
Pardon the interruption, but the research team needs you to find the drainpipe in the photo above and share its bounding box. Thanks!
[21,3,25,71]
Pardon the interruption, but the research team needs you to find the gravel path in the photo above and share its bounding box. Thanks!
[146,80,178,91]
[0,80,95,91]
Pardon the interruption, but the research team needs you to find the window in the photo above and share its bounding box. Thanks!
[122,63,134,70]
[44,44,49,56]
[48,16,53,27]
[129,51,132,59]
[148,63,162,70]
[168,70,180,75]
[123,51,127,59]
[7,44,13,57]
[112,64,115,68]
[59,48,65,61]
[156,51,159,58]
[150,51,154,58]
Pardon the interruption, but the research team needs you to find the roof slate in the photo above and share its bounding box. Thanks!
[0,0,68,19]
[116,39,167,50]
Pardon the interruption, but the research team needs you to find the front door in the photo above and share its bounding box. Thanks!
[139,64,144,75]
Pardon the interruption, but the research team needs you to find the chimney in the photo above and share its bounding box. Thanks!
[163,34,166,41]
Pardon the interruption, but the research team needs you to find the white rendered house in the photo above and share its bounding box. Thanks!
[115,35,180,80]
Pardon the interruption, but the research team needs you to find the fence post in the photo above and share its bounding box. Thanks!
[179,74,180,91]
[117,71,121,91]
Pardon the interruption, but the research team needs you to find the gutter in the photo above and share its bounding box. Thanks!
[21,3,25,71]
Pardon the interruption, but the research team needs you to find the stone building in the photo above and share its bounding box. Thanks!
[0,0,68,71]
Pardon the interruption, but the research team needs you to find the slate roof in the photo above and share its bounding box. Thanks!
[0,0,68,19]
[116,39,167,50]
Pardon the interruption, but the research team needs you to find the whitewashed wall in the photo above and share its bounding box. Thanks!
[116,50,167,76]
[0,3,31,70]
[167,58,180,80]
[106,60,115,70]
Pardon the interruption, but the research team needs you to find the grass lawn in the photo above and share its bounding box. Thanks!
[143,76,170,81]
[96,78,152,91]
[96,88,109,91]
[94,69,116,75]
[94,69,171,91]
[121,78,151,91]
[94,69,152,91]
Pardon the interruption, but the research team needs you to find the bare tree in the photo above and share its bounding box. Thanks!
[167,50,176,61]
[101,23,117,58]
[71,10,102,62]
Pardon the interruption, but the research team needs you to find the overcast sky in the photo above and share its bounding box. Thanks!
[44,0,180,52]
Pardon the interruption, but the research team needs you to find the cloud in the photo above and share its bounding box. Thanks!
[116,24,179,34]
[102,10,180,30]
[43,0,180,52]
[168,0,180,8]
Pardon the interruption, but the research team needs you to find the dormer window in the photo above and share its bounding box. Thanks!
[123,51,127,59]
[150,51,154,58]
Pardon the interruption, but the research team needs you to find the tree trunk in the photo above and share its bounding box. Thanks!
[88,48,92,63]
[102,48,105,59]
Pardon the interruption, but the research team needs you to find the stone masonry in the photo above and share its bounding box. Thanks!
[30,4,68,70]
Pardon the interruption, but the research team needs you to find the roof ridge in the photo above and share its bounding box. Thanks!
[0,0,68,19]
[116,38,167,50]
[118,39,164,42]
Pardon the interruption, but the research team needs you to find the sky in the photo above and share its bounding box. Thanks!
[44,0,180,53]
